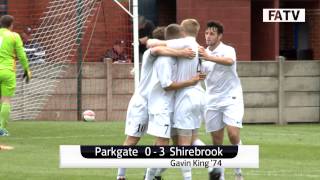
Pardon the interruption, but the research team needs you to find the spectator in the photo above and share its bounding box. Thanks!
[139,16,155,60]
[103,40,130,63]
[21,26,45,64]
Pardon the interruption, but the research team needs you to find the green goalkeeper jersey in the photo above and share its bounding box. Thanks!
[0,28,29,72]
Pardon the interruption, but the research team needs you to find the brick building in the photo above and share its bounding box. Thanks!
[2,0,320,61]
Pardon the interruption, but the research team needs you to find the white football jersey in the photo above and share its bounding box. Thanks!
[166,37,205,129]
[148,56,177,114]
[135,49,157,98]
[167,37,199,82]
[203,42,243,107]
[125,49,156,137]
[167,37,203,98]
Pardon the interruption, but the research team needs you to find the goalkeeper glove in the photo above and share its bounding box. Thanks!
[23,69,32,83]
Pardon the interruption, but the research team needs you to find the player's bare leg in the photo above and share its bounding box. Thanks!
[151,130,178,179]
[145,137,170,180]
[178,135,192,146]
[209,128,225,180]
[191,132,199,144]
[211,128,224,145]
[152,131,203,179]
[179,135,192,179]
[226,126,240,145]
[171,135,178,145]
[147,130,194,180]
[177,131,193,180]
[123,136,140,146]
[226,126,243,180]
[191,130,205,146]
[117,136,141,180]
[154,137,169,146]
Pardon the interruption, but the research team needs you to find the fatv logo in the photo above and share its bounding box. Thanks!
[263,9,305,22]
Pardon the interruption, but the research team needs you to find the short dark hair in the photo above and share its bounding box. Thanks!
[0,15,14,28]
[207,21,223,34]
[152,26,165,40]
[165,24,182,40]
[138,16,146,26]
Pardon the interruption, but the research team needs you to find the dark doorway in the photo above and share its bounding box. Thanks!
[251,0,277,60]
[279,0,317,60]
[138,0,176,27]
[156,0,176,26]
[138,0,158,25]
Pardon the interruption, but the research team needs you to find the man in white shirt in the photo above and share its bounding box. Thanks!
[117,27,196,180]
[147,19,205,180]
[199,21,244,180]
[147,24,202,144]
[144,24,205,180]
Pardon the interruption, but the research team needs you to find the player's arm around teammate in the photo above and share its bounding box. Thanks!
[144,24,204,180]
[118,27,196,180]
[198,45,234,66]
[122,27,196,147]
[152,46,195,59]
[146,24,203,147]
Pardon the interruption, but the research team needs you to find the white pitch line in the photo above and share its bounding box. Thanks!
[197,129,320,137]
[9,134,120,140]
[123,170,320,178]
[7,131,320,141]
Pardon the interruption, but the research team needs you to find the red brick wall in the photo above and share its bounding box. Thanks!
[8,0,33,30]
[308,3,320,60]
[7,0,132,62]
[309,12,320,60]
[251,0,278,60]
[6,0,320,61]
[78,1,132,62]
[8,0,48,32]
[280,24,294,50]
[157,0,176,26]
[176,0,251,61]
[83,1,132,62]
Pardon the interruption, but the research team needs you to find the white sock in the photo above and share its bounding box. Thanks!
[181,167,192,180]
[234,140,242,175]
[117,168,126,179]
[192,139,205,146]
[145,168,157,180]
[155,168,166,176]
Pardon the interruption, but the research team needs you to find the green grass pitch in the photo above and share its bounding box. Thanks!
[0,121,319,180]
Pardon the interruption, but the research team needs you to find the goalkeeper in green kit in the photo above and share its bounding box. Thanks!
[0,15,31,136]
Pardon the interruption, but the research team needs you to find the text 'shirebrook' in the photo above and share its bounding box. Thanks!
[80,146,238,159]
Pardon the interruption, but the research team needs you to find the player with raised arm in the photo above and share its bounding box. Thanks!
[144,24,205,180]
[198,21,244,180]
[116,27,196,180]
[0,15,31,136]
